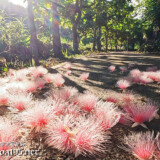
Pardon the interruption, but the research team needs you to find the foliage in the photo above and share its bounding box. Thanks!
[0,10,30,50]
[0,0,159,63]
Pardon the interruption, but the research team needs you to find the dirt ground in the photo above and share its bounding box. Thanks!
[8,52,160,160]
[47,52,160,160]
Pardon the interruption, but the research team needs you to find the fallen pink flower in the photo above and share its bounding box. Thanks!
[119,113,132,126]
[94,101,121,130]
[74,120,109,157]
[31,66,48,78]
[9,93,34,111]
[8,69,16,77]
[76,91,98,113]
[45,115,76,154]
[121,92,136,105]
[5,81,26,94]
[126,103,159,128]
[0,88,9,106]
[119,66,127,72]
[139,75,153,85]
[66,70,72,76]
[116,79,131,90]
[130,69,141,77]
[106,91,121,104]
[51,87,78,101]
[45,115,109,157]
[80,72,89,81]
[24,81,37,93]
[22,101,52,132]
[147,72,157,81]
[109,65,116,72]
[0,118,20,157]
[122,132,155,160]
[35,78,46,89]
[44,73,54,83]
[155,133,160,160]
[53,73,65,87]
[64,63,71,70]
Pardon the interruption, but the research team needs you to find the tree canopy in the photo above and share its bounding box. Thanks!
[0,0,160,63]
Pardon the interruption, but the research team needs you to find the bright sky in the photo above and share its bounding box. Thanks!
[8,0,27,7]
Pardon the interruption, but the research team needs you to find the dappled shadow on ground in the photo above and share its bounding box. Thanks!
[49,52,160,102]
[47,52,160,159]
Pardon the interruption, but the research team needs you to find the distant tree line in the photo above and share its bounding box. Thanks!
[0,0,159,64]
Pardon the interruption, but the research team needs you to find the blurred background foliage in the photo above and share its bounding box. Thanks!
[0,0,159,65]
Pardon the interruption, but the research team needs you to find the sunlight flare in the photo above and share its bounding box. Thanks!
[9,0,27,7]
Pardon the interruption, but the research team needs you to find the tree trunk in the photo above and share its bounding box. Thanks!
[115,31,118,51]
[72,24,79,53]
[27,0,39,65]
[52,1,64,59]
[72,0,82,54]
[110,38,112,50]
[97,27,101,51]
[93,28,96,51]
[105,26,108,52]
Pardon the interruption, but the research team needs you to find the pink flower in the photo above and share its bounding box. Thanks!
[64,63,71,70]
[66,70,72,76]
[109,65,115,72]
[45,115,109,157]
[139,75,153,85]
[74,120,109,157]
[45,115,76,154]
[66,103,81,118]
[5,81,26,94]
[130,69,141,77]
[22,101,52,132]
[44,73,54,83]
[8,69,16,77]
[80,72,89,81]
[51,100,67,116]
[9,93,33,111]
[106,91,121,104]
[0,88,9,106]
[94,101,121,130]
[53,73,65,87]
[122,132,155,160]
[76,91,98,113]
[147,72,157,81]
[0,118,20,158]
[35,78,46,89]
[106,97,118,103]
[119,113,132,126]
[51,87,78,101]
[0,77,10,86]
[119,66,127,72]
[121,92,136,105]
[116,79,131,90]
[11,69,30,81]
[155,133,160,160]
[24,81,37,93]
[133,76,141,83]
[126,103,159,128]
[31,66,48,78]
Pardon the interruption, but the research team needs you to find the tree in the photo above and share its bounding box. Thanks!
[52,0,64,58]
[27,0,40,65]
